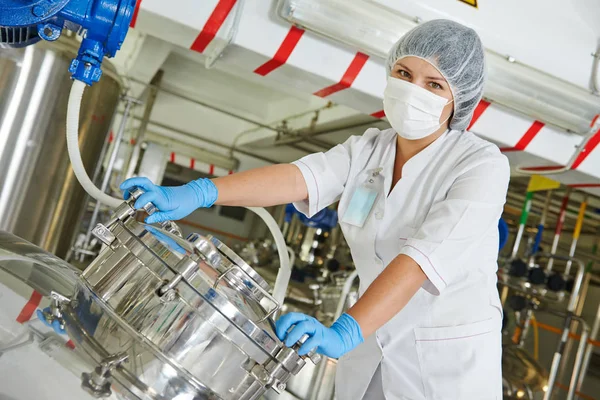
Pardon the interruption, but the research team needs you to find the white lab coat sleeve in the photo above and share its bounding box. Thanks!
[292,135,363,218]
[399,152,510,295]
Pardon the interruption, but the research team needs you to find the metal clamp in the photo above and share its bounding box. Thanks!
[188,233,222,267]
[91,224,116,246]
[213,265,280,323]
[81,352,129,398]
[292,333,322,365]
[157,257,201,299]
[127,188,183,237]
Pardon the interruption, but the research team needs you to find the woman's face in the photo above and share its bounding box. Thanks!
[390,56,454,126]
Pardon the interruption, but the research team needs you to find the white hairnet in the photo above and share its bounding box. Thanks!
[386,19,487,131]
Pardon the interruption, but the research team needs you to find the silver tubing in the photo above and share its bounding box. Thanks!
[566,316,590,400]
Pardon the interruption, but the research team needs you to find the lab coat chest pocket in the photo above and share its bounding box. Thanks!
[414,318,502,400]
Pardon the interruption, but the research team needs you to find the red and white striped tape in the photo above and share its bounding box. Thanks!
[168,152,234,176]
[129,2,600,191]
[190,0,238,54]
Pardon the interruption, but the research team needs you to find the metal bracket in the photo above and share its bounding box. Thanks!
[250,363,289,394]
[91,224,116,246]
[188,233,222,266]
[157,257,201,298]
[292,334,322,365]
[81,352,128,398]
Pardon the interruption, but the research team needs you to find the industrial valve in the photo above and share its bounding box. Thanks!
[527,266,547,286]
[546,272,567,292]
[508,259,528,278]
[0,0,136,85]
[508,295,528,312]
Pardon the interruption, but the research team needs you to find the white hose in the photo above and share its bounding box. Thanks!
[247,207,291,305]
[66,80,122,208]
[68,81,292,302]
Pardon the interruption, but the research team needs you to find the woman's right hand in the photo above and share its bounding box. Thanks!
[120,177,218,224]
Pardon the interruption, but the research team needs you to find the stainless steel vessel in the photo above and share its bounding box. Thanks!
[31,190,320,400]
[0,38,120,258]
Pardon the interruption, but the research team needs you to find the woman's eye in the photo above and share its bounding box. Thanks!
[429,82,443,90]
[397,70,411,79]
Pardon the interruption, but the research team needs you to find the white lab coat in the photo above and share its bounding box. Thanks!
[293,128,509,400]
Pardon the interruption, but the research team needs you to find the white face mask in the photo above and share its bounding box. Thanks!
[383,76,453,140]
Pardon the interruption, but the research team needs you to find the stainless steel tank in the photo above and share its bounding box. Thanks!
[19,190,321,400]
[0,38,120,258]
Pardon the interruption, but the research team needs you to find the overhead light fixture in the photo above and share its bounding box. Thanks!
[277,0,600,135]
[277,0,416,59]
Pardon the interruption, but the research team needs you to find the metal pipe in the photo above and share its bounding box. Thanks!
[117,115,281,165]
[518,309,533,347]
[566,316,590,400]
[273,116,381,147]
[144,131,239,171]
[543,314,570,400]
[334,270,359,320]
[565,195,587,276]
[125,76,278,132]
[505,191,600,226]
[546,189,571,273]
[539,253,585,400]
[511,191,534,259]
[79,96,139,260]
[576,299,600,393]
[124,71,163,179]
[528,191,553,266]
[556,271,591,395]
[230,102,335,154]
[127,76,341,155]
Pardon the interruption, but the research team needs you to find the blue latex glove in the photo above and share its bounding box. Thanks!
[120,177,218,224]
[36,308,66,335]
[275,312,363,359]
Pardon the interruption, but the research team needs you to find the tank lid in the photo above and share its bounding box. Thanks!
[79,193,284,354]
[0,231,79,298]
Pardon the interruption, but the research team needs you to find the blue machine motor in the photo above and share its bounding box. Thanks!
[0,0,137,85]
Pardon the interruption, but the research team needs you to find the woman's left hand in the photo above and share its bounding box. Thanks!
[275,312,364,359]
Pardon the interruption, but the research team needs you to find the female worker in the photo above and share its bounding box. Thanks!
[121,19,509,400]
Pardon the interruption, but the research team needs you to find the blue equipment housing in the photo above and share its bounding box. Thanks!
[0,0,136,85]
